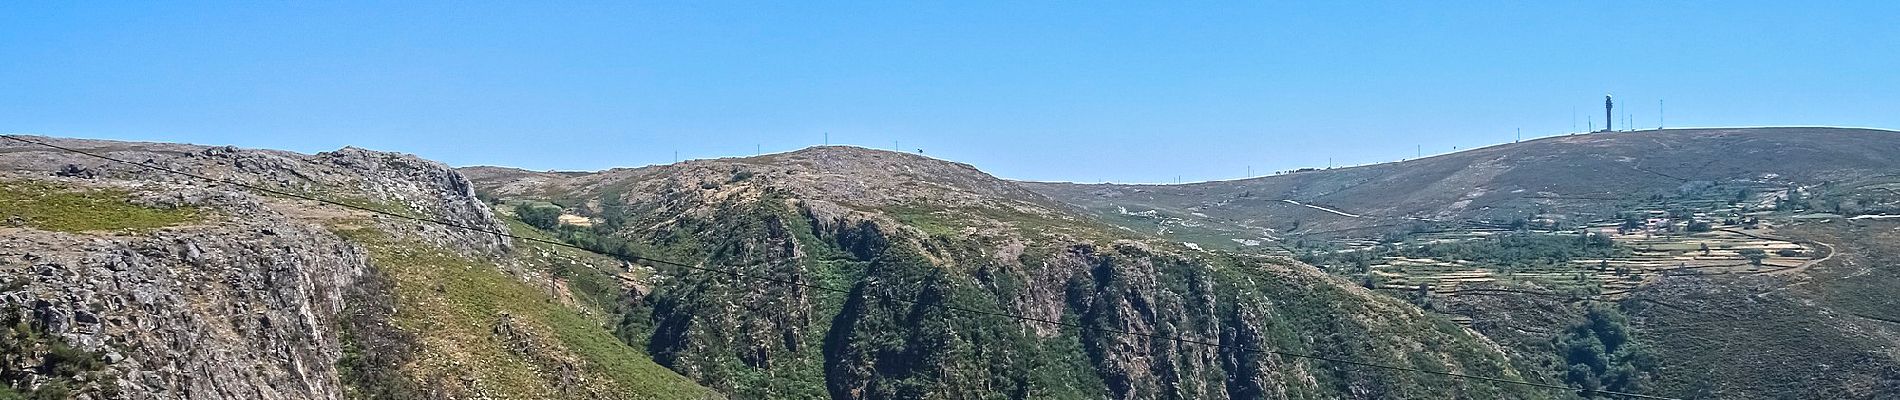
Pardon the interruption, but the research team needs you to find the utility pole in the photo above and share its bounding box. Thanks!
[1415,145,1421,158]
[1659,99,1664,129]
[824,132,829,146]
[1516,128,1521,143]
[673,150,678,163]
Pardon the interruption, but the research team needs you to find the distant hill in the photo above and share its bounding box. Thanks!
[1024,127,1900,244]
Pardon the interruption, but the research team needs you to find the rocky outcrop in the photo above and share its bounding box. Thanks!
[0,136,509,255]
[1,193,365,399]
[0,137,519,399]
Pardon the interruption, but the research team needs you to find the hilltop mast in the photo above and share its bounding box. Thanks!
[1604,94,1614,132]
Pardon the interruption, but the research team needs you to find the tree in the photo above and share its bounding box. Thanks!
[1686,220,1712,232]
[1739,248,1768,266]
[517,204,563,230]
[1619,217,1644,234]
[1558,304,1653,397]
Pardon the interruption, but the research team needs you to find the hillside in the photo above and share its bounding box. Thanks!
[1025,127,1900,399]
[16,130,1897,399]
[1024,127,1900,243]
[462,146,1565,399]
[0,136,717,399]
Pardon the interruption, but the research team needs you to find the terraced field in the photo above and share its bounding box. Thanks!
[1362,225,1822,296]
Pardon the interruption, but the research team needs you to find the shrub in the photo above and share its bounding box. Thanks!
[1557,304,1654,397]
[0,307,113,399]
[1738,249,1768,266]
[1686,220,1712,232]
[517,203,563,230]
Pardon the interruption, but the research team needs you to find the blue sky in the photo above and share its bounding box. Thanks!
[3,2,1896,183]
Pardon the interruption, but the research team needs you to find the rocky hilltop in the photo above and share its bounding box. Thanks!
[463,146,1559,399]
[0,136,712,399]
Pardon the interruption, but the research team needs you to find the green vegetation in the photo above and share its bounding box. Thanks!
[329,226,713,399]
[1738,248,1768,266]
[1556,304,1655,397]
[465,160,1559,399]
[0,180,196,232]
[0,307,117,400]
[514,202,564,230]
[1396,233,1626,268]
[1298,232,1630,281]
[501,218,639,327]
[335,266,424,400]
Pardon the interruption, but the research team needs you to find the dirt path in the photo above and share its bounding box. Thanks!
[1768,240,1836,276]
[1281,199,1363,218]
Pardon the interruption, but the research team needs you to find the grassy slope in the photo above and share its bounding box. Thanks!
[330,223,716,400]
[0,180,197,232]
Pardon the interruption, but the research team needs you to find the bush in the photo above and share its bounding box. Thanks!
[0,307,112,399]
[1686,220,1712,232]
[1739,249,1768,266]
[516,203,563,230]
[1557,304,1654,397]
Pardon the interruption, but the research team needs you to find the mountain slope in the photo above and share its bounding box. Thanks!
[0,136,716,399]
[1024,127,1900,243]
[1024,127,1900,399]
[464,146,1564,399]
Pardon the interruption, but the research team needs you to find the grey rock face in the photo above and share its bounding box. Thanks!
[0,137,514,399]
[2,216,366,399]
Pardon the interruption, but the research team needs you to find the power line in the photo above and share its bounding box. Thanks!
[0,134,1675,400]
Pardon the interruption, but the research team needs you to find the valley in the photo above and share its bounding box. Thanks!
[1029,127,1900,398]
[4,127,1900,399]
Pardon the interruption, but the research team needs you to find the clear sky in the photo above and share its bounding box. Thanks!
[4,2,1896,183]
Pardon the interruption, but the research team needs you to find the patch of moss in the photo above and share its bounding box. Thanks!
[0,180,196,232]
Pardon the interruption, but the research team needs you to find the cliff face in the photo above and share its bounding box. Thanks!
[466,146,1559,399]
[2,182,367,399]
[0,136,712,399]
